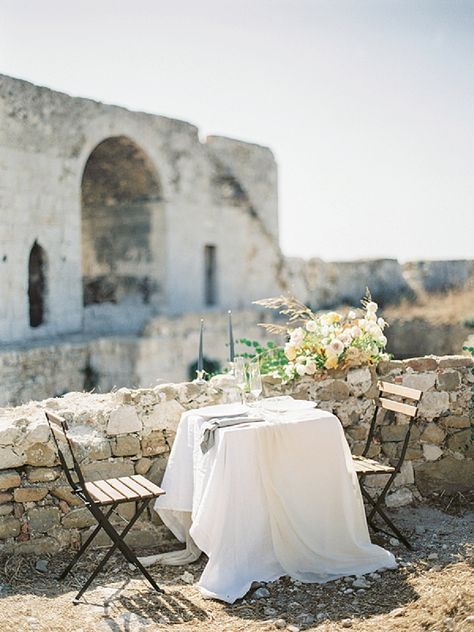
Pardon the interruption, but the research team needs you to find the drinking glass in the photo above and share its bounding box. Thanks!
[233,356,248,405]
[248,361,262,404]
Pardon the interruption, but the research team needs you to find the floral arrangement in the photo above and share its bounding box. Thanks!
[254,292,390,382]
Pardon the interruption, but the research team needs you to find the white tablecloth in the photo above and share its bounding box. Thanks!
[155,404,396,603]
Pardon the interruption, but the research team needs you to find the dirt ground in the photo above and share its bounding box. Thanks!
[0,503,473,632]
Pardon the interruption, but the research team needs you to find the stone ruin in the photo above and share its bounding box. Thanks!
[1,73,473,405]
[0,354,472,555]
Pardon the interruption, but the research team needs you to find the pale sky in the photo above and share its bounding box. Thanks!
[1,0,473,261]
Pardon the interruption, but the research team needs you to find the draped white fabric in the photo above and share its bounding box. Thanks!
[154,405,396,603]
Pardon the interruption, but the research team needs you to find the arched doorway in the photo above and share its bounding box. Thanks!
[81,136,164,308]
[28,241,47,328]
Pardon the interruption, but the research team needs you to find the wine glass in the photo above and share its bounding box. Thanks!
[248,361,262,405]
[233,356,248,405]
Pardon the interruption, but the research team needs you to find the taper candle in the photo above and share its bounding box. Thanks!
[198,318,204,372]
[228,310,235,362]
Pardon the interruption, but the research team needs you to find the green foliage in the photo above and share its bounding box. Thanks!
[463,345,474,418]
[463,318,474,329]
[236,338,288,375]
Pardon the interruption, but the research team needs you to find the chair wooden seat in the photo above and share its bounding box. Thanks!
[352,455,395,475]
[85,475,164,505]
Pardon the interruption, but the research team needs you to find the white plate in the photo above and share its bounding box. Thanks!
[261,399,316,413]
[195,403,248,419]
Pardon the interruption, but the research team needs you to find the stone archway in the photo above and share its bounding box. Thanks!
[81,136,164,308]
[28,240,47,328]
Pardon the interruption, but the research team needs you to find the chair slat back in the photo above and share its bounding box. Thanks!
[44,410,86,490]
[378,380,422,401]
[379,397,418,418]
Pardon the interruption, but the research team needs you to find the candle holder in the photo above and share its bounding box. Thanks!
[194,369,206,384]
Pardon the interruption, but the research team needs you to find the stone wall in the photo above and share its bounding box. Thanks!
[0,74,283,344]
[0,354,472,555]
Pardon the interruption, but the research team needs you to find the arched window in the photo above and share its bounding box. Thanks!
[81,136,162,306]
[28,241,47,328]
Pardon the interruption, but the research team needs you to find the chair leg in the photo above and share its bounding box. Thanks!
[360,483,412,549]
[73,499,164,602]
[59,504,117,580]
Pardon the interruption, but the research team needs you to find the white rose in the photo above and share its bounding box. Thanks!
[377,317,386,329]
[351,325,362,338]
[329,338,344,356]
[295,363,306,376]
[305,360,317,375]
[348,310,356,320]
[379,335,387,346]
[290,327,305,346]
[339,331,352,346]
[305,319,317,332]
[358,318,366,328]
[366,301,378,314]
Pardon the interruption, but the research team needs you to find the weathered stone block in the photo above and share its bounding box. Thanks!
[154,383,179,400]
[447,429,472,452]
[82,460,134,482]
[422,444,443,461]
[350,442,365,456]
[143,400,185,432]
[380,424,414,442]
[0,419,21,445]
[13,488,48,502]
[62,507,96,529]
[363,473,391,489]
[405,447,423,460]
[0,516,20,539]
[438,355,473,369]
[10,536,61,555]
[112,435,141,457]
[0,469,21,490]
[106,406,142,436]
[0,492,12,503]
[420,423,446,445]
[0,447,23,469]
[402,373,436,392]
[441,416,471,429]
[415,456,474,494]
[385,487,413,507]
[346,425,369,441]
[25,466,60,483]
[141,432,168,457]
[376,360,404,375]
[436,371,461,391]
[417,392,450,420]
[318,380,350,401]
[24,442,56,467]
[27,507,61,533]
[404,357,439,371]
[394,461,414,486]
[51,486,83,507]
[0,504,13,516]
[346,367,372,397]
[88,439,112,461]
[146,456,168,487]
[135,457,152,475]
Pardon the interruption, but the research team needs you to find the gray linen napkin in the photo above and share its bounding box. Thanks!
[200,415,265,453]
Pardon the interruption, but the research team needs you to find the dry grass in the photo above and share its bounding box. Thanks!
[382,287,474,326]
[0,505,472,632]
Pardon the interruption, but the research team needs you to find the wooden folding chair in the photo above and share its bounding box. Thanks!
[45,411,166,603]
[352,381,423,549]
